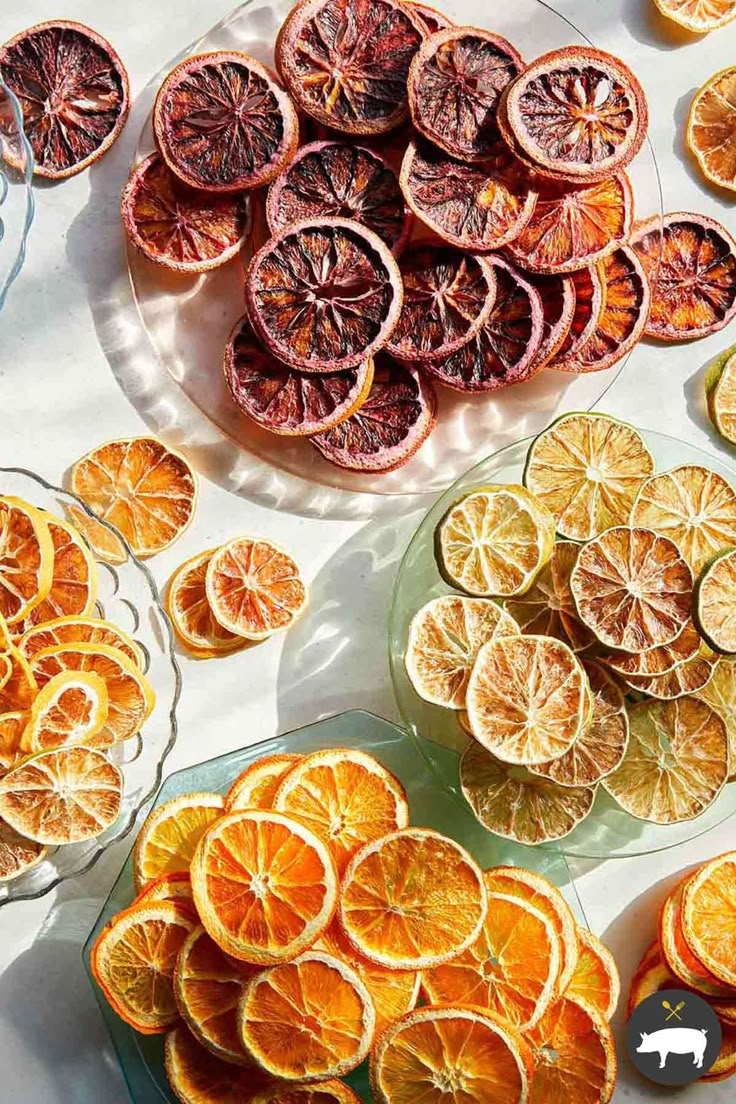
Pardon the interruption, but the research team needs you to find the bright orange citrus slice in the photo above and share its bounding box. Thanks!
[695,548,736,653]
[15,517,97,630]
[17,614,143,670]
[659,877,735,996]
[225,753,302,812]
[697,656,736,778]
[0,497,54,624]
[682,851,736,988]
[526,995,616,1104]
[0,646,37,715]
[166,549,246,657]
[206,537,308,640]
[0,712,27,773]
[239,951,375,1081]
[165,1024,271,1104]
[565,928,620,1021]
[70,436,197,558]
[339,827,486,969]
[250,1083,362,1103]
[504,541,594,653]
[64,504,128,567]
[133,792,225,890]
[688,66,736,192]
[134,871,197,918]
[654,0,736,33]
[20,669,109,752]
[0,819,46,881]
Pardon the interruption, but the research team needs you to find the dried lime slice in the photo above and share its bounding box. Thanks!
[695,549,736,654]
[597,619,701,680]
[504,540,594,652]
[697,656,736,779]
[705,344,736,446]
[624,651,715,700]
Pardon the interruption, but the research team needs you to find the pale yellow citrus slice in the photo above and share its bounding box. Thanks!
[697,655,736,778]
[526,995,617,1104]
[564,928,620,1021]
[689,70,736,193]
[659,876,735,997]
[696,548,736,653]
[682,851,736,988]
[166,549,246,657]
[0,712,26,773]
[206,537,308,640]
[504,540,594,652]
[133,792,225,890]
[15,517,97,630]
[17,614,144,670]
[624,650,715,699]
[598,618,701,680]
[705,344,736,443]
[225,753,301,812]
[165,1024,271,1103]
[0,497,54,624]
[654,0,736,33]
[64,504,128,567]
[0,819,46,881]
[20,669,109,752]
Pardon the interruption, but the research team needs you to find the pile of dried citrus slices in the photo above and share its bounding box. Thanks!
[91,745,620,1104]
[629,850,736,1084]
[405,411,736,844]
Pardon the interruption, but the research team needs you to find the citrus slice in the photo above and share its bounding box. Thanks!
[134,872,197,918]
[17,615,142,670]
[526,995,617,1104]
[704,1022,736,1082]
[436,485,556,598]
[166,549,246,657]
[423,885,561,1031]
[239,951,375,1081]
[15,517,97,632]
[504,541,593,652]
[631,465,736,575]
[460,741,596,844]
[0,497,54,625]
[191,809,338,964]
[370,1005,533,1104]
[570,526,693,651]
[0,646,37,714]
[688,66,736,192]
[706,344,736,445]
[409,2,453,33]
[0,713,27,774]
[70,437,197,558]
[273,748,409,874]
[527,273,577,372]
[91,902,196,1033]
[122,153,251,273]
[311,358,437,473]
[20,669,109,753]
[603,697,728,823]
[682,852,736,988]
[659,877,735,997]
[133,792,225,890]
[654,0,736,32]
[696,549,736,653]
[547,266,606,370]
[524,412,655,542]
[0,820,46,882]
[697,656,736,778]
[628,941,679,1015]
[466,635,590,764]
[250,1084,361,1104]
[226,754,301,812]
[339,827,486,969]
[205,537,307,641]
[0,20,130,179]
[624,651,715,699]
[599,618,701,680]
[64,504,128,567]
[0,745,122,844]
[565,928,620,1021]
[174,925,255,1064]
[631,212,736,341]
[405,595,518,709]
[165,1025,271,1104]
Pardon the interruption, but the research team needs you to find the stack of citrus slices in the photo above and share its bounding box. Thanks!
[405,411,736,844]
[91,744,620,1103]
[629,850,736,1083]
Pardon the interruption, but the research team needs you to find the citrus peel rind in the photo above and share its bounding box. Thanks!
[133,792,225,891]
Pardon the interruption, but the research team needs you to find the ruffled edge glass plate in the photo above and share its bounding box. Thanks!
[0,79,34,312]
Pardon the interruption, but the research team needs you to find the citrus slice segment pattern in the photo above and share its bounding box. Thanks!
[526,995,617,1104]
[17,615,143,670]
[654,0,736,33]
[659,878,734,997]
[205,537,307,641]
[16,517,97,630]
[133,792,225,890]
[697,655,736,777]
[682,852,736,988]
[565,928,620,1021]
[706,344,736,445]
[165,1025,270,1103]
[0,820,46,882]
[21,669,109,752]
[688,65,736,192]
[0,498,54,625]
[504,541,592,652]
[166,549,246,657]
[225,754,302,812]
[696,549,736,653]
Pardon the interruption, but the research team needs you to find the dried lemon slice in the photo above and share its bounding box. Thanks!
[655,0,736,34]
[695,549,736,653]
[705,344,736,444]
[504,541,593,652]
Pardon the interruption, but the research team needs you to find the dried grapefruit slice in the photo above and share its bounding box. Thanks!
[547,266,605,369]
[565,928,620,1021]
[15,517,97,631]
[688,66,736,194]
[504,541,593,652]
[526,273,576,372]
[524,412,655,542]
[705,344,736,445]
[659,878,734,996]
[165,1025,270,1103]
[174,925,254,1064]
[17,615,142,670]
[602,696,728,823]
[0,498,54,625]
[167,549,246,658]
[122,153,250,273]
[526,995,616,1104]
[697,656,736,777]
[133,792,225,890]
[682,852,736,988]
[21,669,108,753]
[654,0,736,32]
[339,827,486,969]
[205,537,307,641]
[631,212,736,341]
[225,754,301,812]
[0,20,130,179]
[0,820,46,882]
[599,618,701,680]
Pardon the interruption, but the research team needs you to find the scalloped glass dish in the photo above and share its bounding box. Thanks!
[125,0,663,497]
[0,79,34,313]
[0,468,180,907]
[388,430,736,860]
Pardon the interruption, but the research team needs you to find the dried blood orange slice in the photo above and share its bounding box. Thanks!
[0,20,130,179]
[502,47,649,183]
[547,266,605,369]
[400,138,537,253]
[706,344,736,445]
[133,792,225,891]
[122,153,250,274]
[526,273,576,372]
[504,540,594,652]
[311,358,437,473]
[697,549,736,653]
[223,316,373,437]
[682,852,736,989]
[688,66,736,193]
[165,1025,270,1104]
[267,141,410,255]
[408,2,454,34]
[407,28,524,163]
[654,0,736,32]
[599,618,702,680]
[166,549,245,657]
[225,754,301,812]
[276,0,423,135]
[565,928,620,1021]
[245,218,402,373]
[526,995,616,1104]
[206,537,307,641]
[507,175,633,275]
[0,820,46,882]
[154,51,298,193]
[631,212,736,341]
[0,498,54,626]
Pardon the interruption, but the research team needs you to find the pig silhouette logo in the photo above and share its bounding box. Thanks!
[627,986,721,1086]
[637,1027,708,1069]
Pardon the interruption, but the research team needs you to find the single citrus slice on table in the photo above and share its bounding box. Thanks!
[225,754,302,812]
[0,497,54,625]
[504,541,593,652]
[654,0,736,33]
[14,516,97,631]
[696,549,736,653]
[20,669,108,753]
[134,871,197,917]
[17,615,142,670]
[697,655,736,777]
[526,273,577,372]
[682,852,736,988]
[0,713,27,774]
[705,344,736,445]
[547,266,606,370]
[205,537,307,641]
[659,877,735,996]
[526,995,616,1104]
[688,66,736,192]
[166,549,246,657]
[0,820,46,882]
[133,792,225,890]
[599,618,701,680]
[565,928,620,1021]
[250,1083,361,1104]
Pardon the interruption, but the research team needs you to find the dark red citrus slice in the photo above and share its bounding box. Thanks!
[223,315,373,436]
[276,0,424,136]
[506,175,633,274]
[153,51,298,193]
[245,217,403,373]
[555,246,650,374]
[0,20,130,179]
[399,137,537,253]
[386,246,495,362]
[630,212,736,342]
[266,141,411,255]
[423,256,544,393]
[547,266,605,369]
[407,27,524,163]
[409,2,454,34]
[502,47,649,183]
[121,153,250,274]
[311,357,437,472]
[525,273,576,372]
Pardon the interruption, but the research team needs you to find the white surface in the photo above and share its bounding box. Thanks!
[0,0,734,1100]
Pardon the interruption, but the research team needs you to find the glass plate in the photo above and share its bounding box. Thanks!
[388,429,736,860]
[0,468,180,907]
[83,709,584,1103]
[126,0,663,498]
[0,79,34,313]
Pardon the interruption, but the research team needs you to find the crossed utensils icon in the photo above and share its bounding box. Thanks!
[663,999,686,1021]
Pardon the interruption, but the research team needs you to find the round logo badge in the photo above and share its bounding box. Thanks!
[627,987,722,1086]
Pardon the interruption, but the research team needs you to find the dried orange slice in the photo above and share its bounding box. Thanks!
[64,504,128,566]
[0,497,54,625]
[706,344,736,445]
[0,645,37,715]
[370,1005,533,1104]
[599,618,701,680]
[697,656,736,777]
[405,595,518,709]
[15,517,97,631]
[0,713,27,774]
[165,1025,270,1103]
[134,871,197,918]
[20,669,108,753]
[466,635,590,765]
[91,901,196,1033]
[167,549,246,658]
[603,697,728,823]
[134,792,225,891]
[628,941,679,1015]
[0,820,46,882]
[436,486,556,598]
[696,549,736,653]
[70,437,197,558]
[340,827,486,969]
[688,66,736,192]
[704,1021,736,1081]
[547,266,606,370]
[524,412,655,542]
[625,651,715,699]
[225,754,301,812]
[526,995,616,1104]
[0,745,122,844]
[17,614,142,669]
[191,809,338,964]
[239,951,375,1081]
[273,748,409,874]
[250,1084,361,1104]
[654,0,736,32]
[206,537,307,641]
[565,928,620,1021]
[504,541,593,652]
[682,852,736,988]
[659,877,734,996]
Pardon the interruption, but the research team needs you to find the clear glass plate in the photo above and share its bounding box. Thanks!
[126,0,663,498]
[0,468,180,907]
[0,79,34,313]
[83,709,584,1103]
[388,429,736,860]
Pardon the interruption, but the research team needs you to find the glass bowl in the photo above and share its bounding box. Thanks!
[388,429,736,860]
[0,468,180,907]
[122,0,663,498]
[0,79,34,313]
